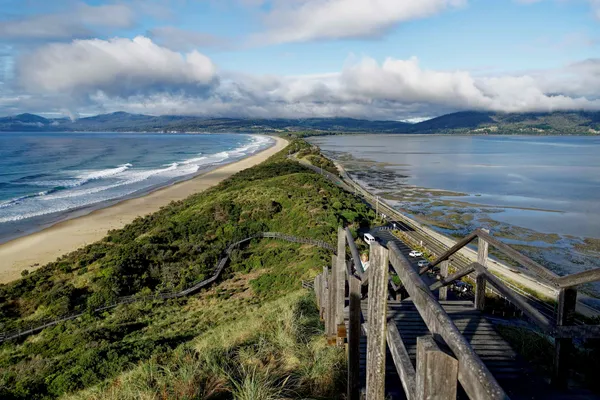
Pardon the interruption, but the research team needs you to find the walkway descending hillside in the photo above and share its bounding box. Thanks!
[317,224,600,400]
[356,299,597,400]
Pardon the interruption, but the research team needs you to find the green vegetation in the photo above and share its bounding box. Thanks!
[295,145,339,175]
[65,292,346,400]
[0,139,374,399]
[497,325,600,392]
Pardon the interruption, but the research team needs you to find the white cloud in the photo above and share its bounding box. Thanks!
[0,3,135,40]
[252,0,466,44]
[340,56,600,113]
[8,37,600,119]
[17,36,218,97]
[91,56,600,118]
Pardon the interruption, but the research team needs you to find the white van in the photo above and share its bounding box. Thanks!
[363,233,376,244]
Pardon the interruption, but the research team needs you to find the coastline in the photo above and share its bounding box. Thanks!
[0,135,288,284]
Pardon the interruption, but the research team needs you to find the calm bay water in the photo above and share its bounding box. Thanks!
[0,132,273,243]
[310,135,600,239]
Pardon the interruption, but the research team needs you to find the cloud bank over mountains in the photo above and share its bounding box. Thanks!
[1,0,600,119]
[9,35,599,119]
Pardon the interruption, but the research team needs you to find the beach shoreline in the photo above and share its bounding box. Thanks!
[0,135,288,284]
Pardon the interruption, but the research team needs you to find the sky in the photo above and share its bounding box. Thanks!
[0,0,599,120]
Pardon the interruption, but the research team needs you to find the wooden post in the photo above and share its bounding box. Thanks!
[348,275,361,400]
[327,258,337,341]
[416,336,459,400]
[439,260,449,301]
[553,287,577,389]
[314,274,322,309]
[336,227,346,345]
[320,266,327,321]
[475,274,487,311]
[475,229,489,311]
[387,324,416,400]
[366,243,389,400]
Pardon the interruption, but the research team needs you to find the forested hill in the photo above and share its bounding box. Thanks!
[1,110,600,134]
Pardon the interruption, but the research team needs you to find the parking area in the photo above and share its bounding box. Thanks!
[364,227,473,301]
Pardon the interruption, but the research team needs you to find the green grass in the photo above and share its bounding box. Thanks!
[496,325,600,393]
[0,139,372,399]
[63,292,346,400]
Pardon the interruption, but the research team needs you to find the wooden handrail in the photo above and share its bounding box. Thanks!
[345,227,365,277]
[388,242,508,400]
[556,268,600,288]
[429,263,478,291]
[387,324,416,400]
[475,268,553,333]
[426,231,478,271]
[475,230,560,286]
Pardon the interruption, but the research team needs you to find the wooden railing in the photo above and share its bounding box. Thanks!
[426,228,600,388]
[297,153,570,320]
[0,232,335,343]
[314,226,600,399]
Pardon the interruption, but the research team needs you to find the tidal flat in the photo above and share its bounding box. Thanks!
[328,150,600,297]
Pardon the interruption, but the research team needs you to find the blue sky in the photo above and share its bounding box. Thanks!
[0,0,599,120]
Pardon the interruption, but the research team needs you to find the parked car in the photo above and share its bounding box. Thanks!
[417,260,430,268]
[453,281,472,294]
[409,250,423,257]
[363,233,377,244]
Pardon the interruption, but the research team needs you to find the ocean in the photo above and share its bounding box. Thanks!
[0,132,273,243]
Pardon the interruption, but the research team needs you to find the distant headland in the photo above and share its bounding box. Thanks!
[1,110,599,135]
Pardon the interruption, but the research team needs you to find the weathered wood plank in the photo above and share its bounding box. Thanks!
[336,227,346,343]
[314,274,322,309]
[327,260,336,339]
[439,260,449,301]
[321,266,327,321]
[475,231,489,311]
[553,288,577,389]
[366,243,389,400]
[429,263,477,291]
[557,268,600,288]
[475,274,487,311]
[348,275,362,400]
[387,323,416,400]
[476,229,560,286]
[346,227,364,277]
[479,268,552,333]
[388,242,508,400]
[427,231,478,270]
[416,336,458,400]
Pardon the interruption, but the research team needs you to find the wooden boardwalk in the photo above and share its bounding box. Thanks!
[314,226,600,399]
[354,299,598,400]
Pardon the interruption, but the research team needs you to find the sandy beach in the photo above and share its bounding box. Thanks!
[0,136,288,284]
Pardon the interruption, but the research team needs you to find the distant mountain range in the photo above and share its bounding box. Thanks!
[1,110,599,135]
